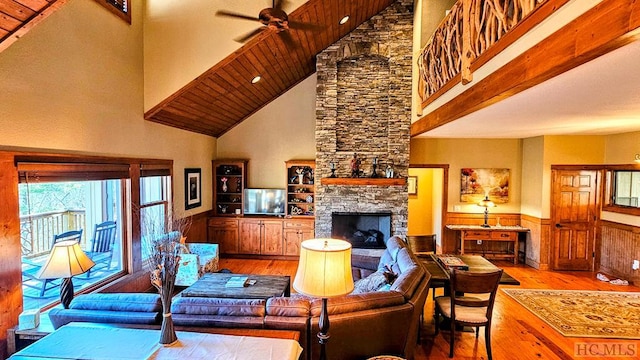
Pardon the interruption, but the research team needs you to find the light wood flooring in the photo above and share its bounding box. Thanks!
[219,257,640,360]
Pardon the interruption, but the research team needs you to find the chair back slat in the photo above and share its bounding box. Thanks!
[53,229,83,247]
[406,234,436,254]
[91,221,117,253]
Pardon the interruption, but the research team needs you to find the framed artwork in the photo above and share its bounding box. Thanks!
[460,168,510,203]
[185,168,202,210]
[408,176,418,195]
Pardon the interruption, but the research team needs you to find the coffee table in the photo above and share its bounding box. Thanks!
[180,273,290,299]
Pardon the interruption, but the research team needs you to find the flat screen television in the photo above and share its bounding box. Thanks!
[244,188,286,216]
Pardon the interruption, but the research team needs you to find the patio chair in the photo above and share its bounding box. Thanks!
[84,221,117,278]
[22,229,84,298]
[434,268,503,360]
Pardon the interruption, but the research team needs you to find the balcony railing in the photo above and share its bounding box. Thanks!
[20,210,86,258]
[418,0,557,106]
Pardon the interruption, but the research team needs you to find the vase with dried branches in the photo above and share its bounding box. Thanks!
[142,206,191,346]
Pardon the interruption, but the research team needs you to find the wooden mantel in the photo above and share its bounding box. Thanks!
[320,178,406,186]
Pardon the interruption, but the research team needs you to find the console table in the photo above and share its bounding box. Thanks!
[445,225,530,264]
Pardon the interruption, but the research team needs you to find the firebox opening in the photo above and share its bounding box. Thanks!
[331,212,391,249]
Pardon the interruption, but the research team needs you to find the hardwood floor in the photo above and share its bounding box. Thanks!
[219,258,640,360]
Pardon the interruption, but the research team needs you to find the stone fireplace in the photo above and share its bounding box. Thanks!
[314,0,413,239]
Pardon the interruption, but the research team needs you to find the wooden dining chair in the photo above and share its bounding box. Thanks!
[406,235,445,299]
[434,268,503,360]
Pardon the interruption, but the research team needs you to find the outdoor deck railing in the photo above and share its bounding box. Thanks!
[20,210,86,258]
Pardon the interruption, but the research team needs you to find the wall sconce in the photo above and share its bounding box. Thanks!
[635,154,640,162]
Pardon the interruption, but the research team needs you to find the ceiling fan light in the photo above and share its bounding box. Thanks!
[339,15,350,25]
[251,76,262,84]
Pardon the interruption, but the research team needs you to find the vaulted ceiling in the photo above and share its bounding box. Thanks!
[143,0,396,138]
[0,0,66,53]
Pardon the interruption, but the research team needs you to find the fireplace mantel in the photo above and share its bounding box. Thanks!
[320,178,406,186]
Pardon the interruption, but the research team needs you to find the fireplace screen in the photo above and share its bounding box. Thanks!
[331,212,391,249]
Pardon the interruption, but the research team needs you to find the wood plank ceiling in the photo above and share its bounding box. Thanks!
[0,0,66,53]
[144,0,396,138]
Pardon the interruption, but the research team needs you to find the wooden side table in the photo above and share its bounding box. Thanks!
[6,315,54,355]
[445,225,530,264]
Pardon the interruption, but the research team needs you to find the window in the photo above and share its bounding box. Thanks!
[604,168,640,215]
[94,0,131,24]
[18,163,129,311]
[139,162,173,263]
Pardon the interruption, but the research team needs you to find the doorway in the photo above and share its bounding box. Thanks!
[408,165,448,252]
[550,169,601,271]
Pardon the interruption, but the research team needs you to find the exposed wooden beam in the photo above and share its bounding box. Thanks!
[412,0,640,137]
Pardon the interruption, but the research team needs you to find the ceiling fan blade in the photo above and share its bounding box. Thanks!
[288,21,324,31]
[215,10,260,22]
[235,27,266,43]
[279,30,296,49]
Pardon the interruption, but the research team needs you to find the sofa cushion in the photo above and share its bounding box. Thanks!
[48,308,160,329]
[389,249,425,300]
[310,291,406,316]
[266,296,310,317]
[377,236,406,273]
[171,297,266,317]
[69,293,162,312]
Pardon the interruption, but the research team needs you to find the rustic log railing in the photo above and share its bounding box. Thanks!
[418,0,551,106]
[21,210,86,258]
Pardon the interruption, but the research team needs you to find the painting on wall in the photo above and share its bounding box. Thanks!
[185,168,202,210]
[460,168,510,204]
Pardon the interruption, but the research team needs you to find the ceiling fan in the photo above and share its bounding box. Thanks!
[215,0,321,45]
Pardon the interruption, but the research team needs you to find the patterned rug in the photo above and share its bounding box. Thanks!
[502,289,640,339]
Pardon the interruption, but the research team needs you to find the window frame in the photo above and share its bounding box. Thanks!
[94,0,131,24]
[603,164,640,216]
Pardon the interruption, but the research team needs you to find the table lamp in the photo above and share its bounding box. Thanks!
[293,238,354,360]
[477,195,496,228]
[37,240,95,309]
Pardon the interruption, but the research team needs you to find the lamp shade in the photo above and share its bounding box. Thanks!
[37,240,95,279]
[293,238,354,298]
[477,196,496,208]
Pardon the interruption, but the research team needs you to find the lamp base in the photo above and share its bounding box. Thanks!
[60,277,74,309]
[481,223,491,228]
[318,298,330,360]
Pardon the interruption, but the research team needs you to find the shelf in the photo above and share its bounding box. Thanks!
[321,178,407,186]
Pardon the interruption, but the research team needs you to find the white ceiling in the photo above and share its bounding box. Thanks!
[417,40,640,139]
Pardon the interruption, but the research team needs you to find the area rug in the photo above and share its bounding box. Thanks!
[502,289,640,339]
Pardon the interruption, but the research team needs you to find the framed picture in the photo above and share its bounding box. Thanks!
[460,168,510,203]
[408,176,418,195]
[185,168,202,210]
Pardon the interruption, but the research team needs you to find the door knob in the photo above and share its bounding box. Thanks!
[555,223,562,228]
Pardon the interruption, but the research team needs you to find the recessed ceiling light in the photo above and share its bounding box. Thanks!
[339,15,349,25]
[251,76,261,84]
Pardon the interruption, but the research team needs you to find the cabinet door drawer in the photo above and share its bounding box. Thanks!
[463,230,491,239]
[490,231,516,240]
[208,218,238,228]
[284,220,314,230]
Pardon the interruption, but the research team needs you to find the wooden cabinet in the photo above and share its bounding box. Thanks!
[213,160,247,216]
[285,160,315,217]
[238,218,283,255]
[283,219,315,256]
[208,218,239,254]
[209,216,312,257]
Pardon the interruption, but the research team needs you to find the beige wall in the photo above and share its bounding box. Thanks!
[521,136,545,217]
[0,0,216,216]
[410,138,523,214]
[216,74,317,188]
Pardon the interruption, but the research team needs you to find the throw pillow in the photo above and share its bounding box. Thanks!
[352,271,388,294]
[382,264,398,285]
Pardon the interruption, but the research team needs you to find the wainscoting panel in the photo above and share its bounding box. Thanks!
[600,221,640,284]
[521,214,551,270]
